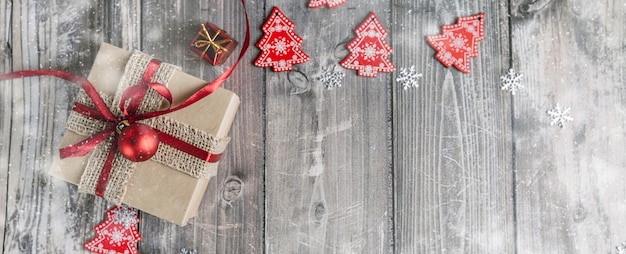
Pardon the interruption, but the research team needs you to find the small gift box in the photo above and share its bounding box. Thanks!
[190,22,238,65]
[50,43,239,226]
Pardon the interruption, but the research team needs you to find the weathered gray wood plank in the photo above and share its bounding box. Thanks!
[139,0,264,253]
[392,1,515,253]
[511,0,626,252]
[0,0,11,250]
[2,0,111,252]
[264,1,393,253]
[0,1,146,252]
[212,0,265,253]
[5,0,626,253]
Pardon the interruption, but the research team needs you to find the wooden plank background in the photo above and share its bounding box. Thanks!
[0,0,625,253]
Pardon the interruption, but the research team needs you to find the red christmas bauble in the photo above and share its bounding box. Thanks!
[117,123,159,162]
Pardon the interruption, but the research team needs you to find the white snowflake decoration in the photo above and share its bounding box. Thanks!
[547,103,573,128]
[181,248,198,254]
[617,242,626,254]
[500,69,523,95]
[319,66,345,90]
[396,66,422,90]
[112,206,139,229]
[180,248,198,254]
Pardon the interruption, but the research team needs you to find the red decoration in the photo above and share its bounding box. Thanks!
[308,0,346,8]
[426,13,485,74]
[190,22,238,66]
[340,12,395,77]
[117,122,159,162]
[85,206,142,254]
[254,7,309,72]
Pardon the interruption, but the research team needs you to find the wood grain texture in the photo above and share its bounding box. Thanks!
[3,0,626,253]
[0,0,11,250]
[392,1,515,253]
[511,0,626,252]
[263,1,393,253]
[2,0,110,252]
[211,0,265,253]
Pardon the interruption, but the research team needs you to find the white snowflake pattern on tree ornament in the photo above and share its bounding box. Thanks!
[362,43,380,60]
[108,228,126,246]
[547,103,573,128]
[396,66,422,90]
[318,65,345,90]
[308,0,346,8]
[500,69,523,95]
[272,37,289,55]
[450,33,469,52]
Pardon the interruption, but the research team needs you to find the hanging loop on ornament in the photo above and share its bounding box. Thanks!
[115,120,130,134]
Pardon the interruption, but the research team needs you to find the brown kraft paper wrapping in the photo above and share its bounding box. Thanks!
[49,43,240,226]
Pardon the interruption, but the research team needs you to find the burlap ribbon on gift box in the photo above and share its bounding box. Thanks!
[65,51,230,204]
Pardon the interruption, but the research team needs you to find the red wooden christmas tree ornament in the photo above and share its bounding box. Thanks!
[254,7,310,72]
[340,12,395,78]
[308,0,346,8]
[426,13,485,74]
[85,206,142,254]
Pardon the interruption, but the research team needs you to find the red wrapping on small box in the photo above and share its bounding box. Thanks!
[190,22,238,65]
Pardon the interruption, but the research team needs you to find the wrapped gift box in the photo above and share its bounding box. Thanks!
[49,43,239,226]
[190,22,238,65]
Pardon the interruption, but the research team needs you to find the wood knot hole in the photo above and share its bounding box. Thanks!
[222,178,243,202]
[573,204,587,222]
[287,70,310,93]
[313,203,326,222]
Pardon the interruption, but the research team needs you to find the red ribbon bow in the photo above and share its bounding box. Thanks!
[0,0,250,198]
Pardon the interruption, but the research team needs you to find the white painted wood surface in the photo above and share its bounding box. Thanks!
[1,0,625,253]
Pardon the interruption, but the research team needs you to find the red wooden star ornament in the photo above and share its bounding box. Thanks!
[84,206,142,254]
[254,7,310,72]
[340,12,395,77]
[426,13,485,74]
[308,0,346,8]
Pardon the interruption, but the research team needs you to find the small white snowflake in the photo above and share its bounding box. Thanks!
[319,66,345,90]
[396,66,422,90]
[547,103,573,128]
[616,242,626,254]
[500,69,523,95]
[113,206,139,229]
[181,248,198,254]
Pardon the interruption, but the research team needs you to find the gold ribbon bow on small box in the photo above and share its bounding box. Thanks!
[191,22,238,65]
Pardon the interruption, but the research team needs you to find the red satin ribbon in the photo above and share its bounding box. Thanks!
[0,0,250,198]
